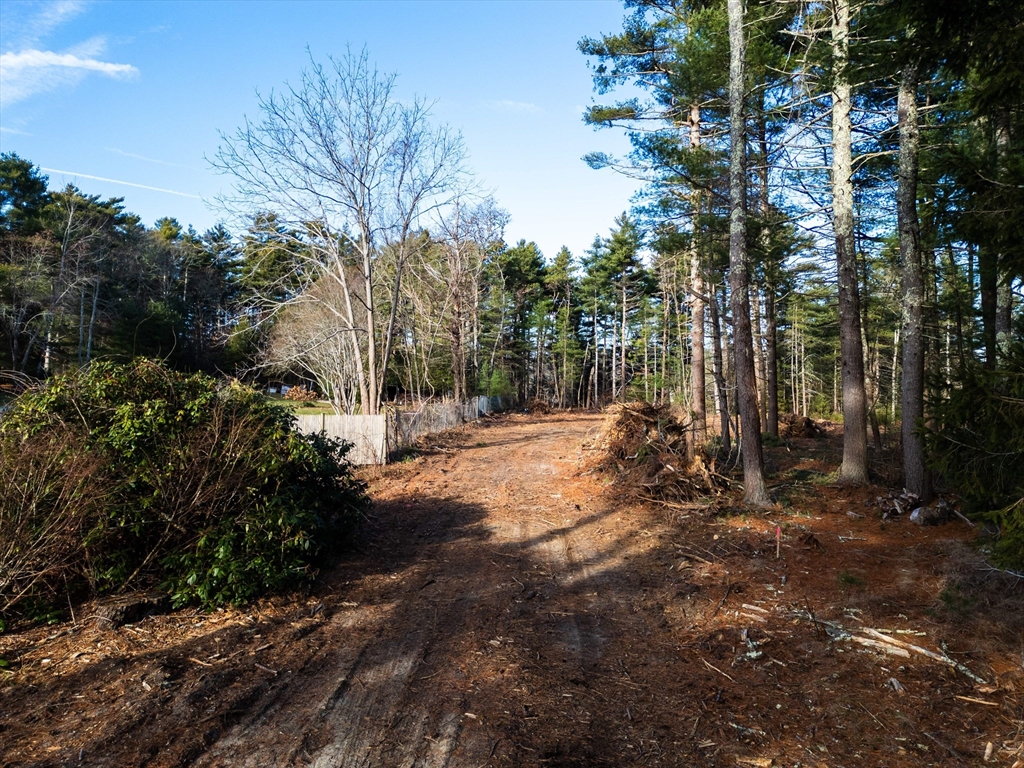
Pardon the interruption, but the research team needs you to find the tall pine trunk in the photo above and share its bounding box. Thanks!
[621,279,628,401]
[752,286,766,433]
[756,101,778,436]
[898,64,931,501]
[728,0,770,506]
[765,288,779,436]
[995,110,1013,359]
[831,0,869,484]
[710,288,731,452]
[689,104,707,440]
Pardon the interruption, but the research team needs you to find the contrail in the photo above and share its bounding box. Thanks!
[40,168,202,199]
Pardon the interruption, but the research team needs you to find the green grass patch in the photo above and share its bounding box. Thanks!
[836,570,865,589]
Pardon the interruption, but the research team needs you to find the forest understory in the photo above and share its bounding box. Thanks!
[1,412,1021,768]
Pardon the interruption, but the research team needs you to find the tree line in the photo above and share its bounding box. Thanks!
[578,0,1022,505]
[2,6,1022,514]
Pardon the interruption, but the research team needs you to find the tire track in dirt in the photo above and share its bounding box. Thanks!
[196,415,604,767]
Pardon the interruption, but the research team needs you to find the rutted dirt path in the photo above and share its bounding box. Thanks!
[2,413,1022,767]
[195,414,612,768]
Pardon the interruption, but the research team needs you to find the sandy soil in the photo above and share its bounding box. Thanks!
[1,412,1022,767]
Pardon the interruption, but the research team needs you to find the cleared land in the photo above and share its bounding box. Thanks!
[1,412,1021,767]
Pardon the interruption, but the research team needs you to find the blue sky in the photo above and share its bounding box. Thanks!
[0,0,642,260]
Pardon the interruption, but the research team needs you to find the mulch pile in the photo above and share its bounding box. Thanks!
[585,401,726,503]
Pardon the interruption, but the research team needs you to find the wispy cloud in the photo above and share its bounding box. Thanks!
[105,148,195,171]
[41,168,201,199]
[484,99,543,115]
[0,125,33,136]
[24,1,87,45]
[106,147,195,170]
[0,4,137,107]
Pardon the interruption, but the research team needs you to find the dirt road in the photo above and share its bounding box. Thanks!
[198,412,615,767]
[2,413,1021,767]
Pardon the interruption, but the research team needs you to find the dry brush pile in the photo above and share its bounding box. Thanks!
[584,402,727,505]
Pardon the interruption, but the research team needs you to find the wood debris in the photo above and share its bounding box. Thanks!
[584,402,726,503]
[778,412,823,438]
[735,757,774,767]
[791,611,987,684]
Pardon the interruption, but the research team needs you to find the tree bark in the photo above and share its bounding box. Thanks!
[621,279,628,400]
[86,276,99,365]
[831,0,869,484]
[751,285,766,433]
[728,0,770,506]
[690,252,707,439]
[995,110,1013,359]
[709,288,731,452]
[764,287,779,436]
[755,98,778,437]
[898,64,931,501]
[689,104,707,440]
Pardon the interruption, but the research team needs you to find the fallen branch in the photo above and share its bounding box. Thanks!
[860,628,987,685]
[849,635,910,658]
[700,657,736,683]
[710,584,733,619]
[955,695,998,707]
[790,612,988,684]
[952,509,976,527]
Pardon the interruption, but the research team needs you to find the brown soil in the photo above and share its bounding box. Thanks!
[2,413,1022,767]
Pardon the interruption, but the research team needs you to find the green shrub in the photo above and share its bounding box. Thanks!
[924,347,1024,568]
[0,360,367,619]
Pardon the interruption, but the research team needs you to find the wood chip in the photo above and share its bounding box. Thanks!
[736,757,773,767]
[739,612,768,623]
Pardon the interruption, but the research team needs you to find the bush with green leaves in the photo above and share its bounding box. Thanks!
[924,347,1024,568]
[0,359,367,620]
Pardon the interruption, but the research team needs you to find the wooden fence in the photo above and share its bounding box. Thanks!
[293,413,390,465]
[293,395,510,465]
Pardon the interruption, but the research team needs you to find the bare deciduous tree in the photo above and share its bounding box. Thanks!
[423,196,508,402]
[213,49,467,414]
[265,276,366,414]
